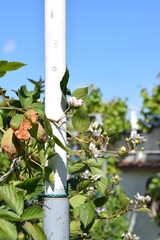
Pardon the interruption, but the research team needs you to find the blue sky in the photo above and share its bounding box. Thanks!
[1,0,160,116]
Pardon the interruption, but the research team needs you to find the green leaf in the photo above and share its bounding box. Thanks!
[90,167,108,196]
[18,85,33,109]
[0,219,18,240]
[0,185,24,215]
[23,222,47,240]
[0,210,21,221]
[53,134,72,154]
[72,87,88,100]
[138,207,151,213]
[0,60,26,78]
[94,196,108,207]
[70,195,87,208]
[22,206,44,221]
[118,188,129,210]
[60,68,69,98]
[70,221,80,237]
[87,158,106,168]
[69,162,86,174]
[80,202,95,228]
[10,114,24,130]
[0,115,3,128]
[77,180,91,191]
[44,166,54,184]
[44,114,53,137]
[30,102,44,117]
[16,177,43,201]
[29,123,46,142]
[72,106,90,133]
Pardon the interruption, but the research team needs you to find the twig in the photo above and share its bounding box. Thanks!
[0,88,9,107]
[0,158,21,182]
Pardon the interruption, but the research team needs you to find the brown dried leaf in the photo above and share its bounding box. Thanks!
[24,110,38,123]
[14,118,32,140]
[1,128,19,159]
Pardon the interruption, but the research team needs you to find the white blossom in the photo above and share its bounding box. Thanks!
[93,128,102,137]
[134,193,144,201]
[89,142,100,161]
[121,232,132,240]
[88,121,99,133]
[145,195,151,202]
[89,142,96,151]
[81,170,90,179]
[68,96,83,107]
[89,186,94,191]
[92,174,101,182]
[133,234,140,240]
[95,207,104,213]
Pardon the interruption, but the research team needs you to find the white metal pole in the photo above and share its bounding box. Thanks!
[43,0,69,239]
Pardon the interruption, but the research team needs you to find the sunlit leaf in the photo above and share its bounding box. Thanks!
[80,201,95,228]
[22,206,44,221]
[0,219,18,240]
[0,60,26,78]
[0,185,24,215]
[70,195,87,208]
[72,106,90,133]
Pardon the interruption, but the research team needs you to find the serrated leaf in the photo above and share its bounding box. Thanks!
[1,128,19,159]
[87,158,106,167]
[70,221,80,237]
[138,207,151,213]
[72,106,90,133]
[69,162,86,174]
[0,185,24,215]
[118,188,129,210]
[22,206,44,221]
[0,219,18,240]
[0,210,21,221]
[0,60,26,78]
[90,167,108,196]
[44,114,53,137]
[16,177,43,201]
[60,68,69,98]
[80,202,95,228]
[72,87,88,100]
[44,166,54,184]
[10,114,24,130]
[23,222,47,240]
[18,85,33,109]
[70,195,87,208]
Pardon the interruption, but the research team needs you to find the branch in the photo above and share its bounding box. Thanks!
[0,158,21,182]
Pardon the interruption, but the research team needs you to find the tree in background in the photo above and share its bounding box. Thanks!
[138,77,160,133]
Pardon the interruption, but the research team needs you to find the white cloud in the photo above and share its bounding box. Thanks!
[3,40,16,53]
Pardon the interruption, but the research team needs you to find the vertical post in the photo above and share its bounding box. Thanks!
[130,110,138,137]
[43,0,69,239]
